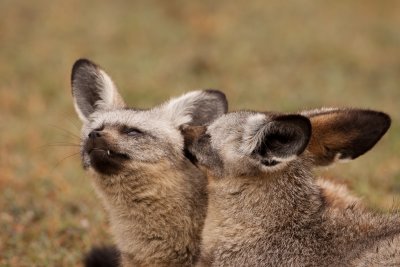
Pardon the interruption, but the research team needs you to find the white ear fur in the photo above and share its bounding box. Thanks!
[93,69,120,110]
[162,91,203,126]
[159,90,228,127]
[300,107,340,117]
[73,100,88,122]
[240,113,267,155]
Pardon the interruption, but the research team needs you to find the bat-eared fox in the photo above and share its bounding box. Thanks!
[182,108,400,266]
[71,58,227,267]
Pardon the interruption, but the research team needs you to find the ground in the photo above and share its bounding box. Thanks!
[0,0,399,266]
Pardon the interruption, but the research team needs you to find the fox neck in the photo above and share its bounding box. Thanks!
[90,158,208,265]
[206,159,400,262]
[92,158,207,216]
[209,160,323,227]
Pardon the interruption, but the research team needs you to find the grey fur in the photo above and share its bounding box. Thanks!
[71,59,228,266]
[183,109,399,266]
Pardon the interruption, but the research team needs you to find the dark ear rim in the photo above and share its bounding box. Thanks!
[342,110,391,160]
[204,89,229,114]
[71,58,99,94]
[175,89,228,127]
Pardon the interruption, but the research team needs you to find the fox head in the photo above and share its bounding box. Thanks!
[71,58,228,178]
[182,108,390,179]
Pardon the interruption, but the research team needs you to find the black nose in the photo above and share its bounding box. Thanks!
[88,130,102,139]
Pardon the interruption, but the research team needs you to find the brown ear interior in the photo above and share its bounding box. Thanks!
[307,109,391,166]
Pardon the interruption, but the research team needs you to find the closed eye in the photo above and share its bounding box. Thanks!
[94,124,105,131]
[122,127,144,136]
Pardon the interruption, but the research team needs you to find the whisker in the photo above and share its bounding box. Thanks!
[57,112,81,131]
[45,142,80,146]
[35,143,81,152]
[53,152,81,168]
[42,144,81,148]
[67,118,82,131]
[49,124,80,140]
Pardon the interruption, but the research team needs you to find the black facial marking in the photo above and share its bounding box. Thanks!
[84,136,129,175]
[89,150,128,175]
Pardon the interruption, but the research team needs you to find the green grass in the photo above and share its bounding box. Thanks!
[1,0,399,265]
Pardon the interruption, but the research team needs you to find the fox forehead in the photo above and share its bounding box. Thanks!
[209,111,265,131]
[82,108,184,145]
[208,112,266,144]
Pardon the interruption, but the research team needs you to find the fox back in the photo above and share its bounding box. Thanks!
[71,59,228,266]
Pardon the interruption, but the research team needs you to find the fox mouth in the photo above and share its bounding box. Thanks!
[84,141,130,175]
[89,148,130,160]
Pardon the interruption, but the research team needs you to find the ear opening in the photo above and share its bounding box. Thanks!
[256,115,312,160]
[243,114,311,165]
[303,108,391,166]
[160,89,228,127]
[71,58,125,121]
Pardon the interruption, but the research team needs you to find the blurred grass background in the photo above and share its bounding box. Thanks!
[0,0,399,265]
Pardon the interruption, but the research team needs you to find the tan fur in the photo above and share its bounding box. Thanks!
[317,179,363,210]
[198,157,400,266]
[351,235,400,266]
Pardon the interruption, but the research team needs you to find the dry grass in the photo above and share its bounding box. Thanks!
[0,0,399,265]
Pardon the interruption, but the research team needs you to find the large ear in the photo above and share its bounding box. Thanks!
[302,108,391,166]
[71,58,126,122]
[159,89,228,127]
[242,114,311,166]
